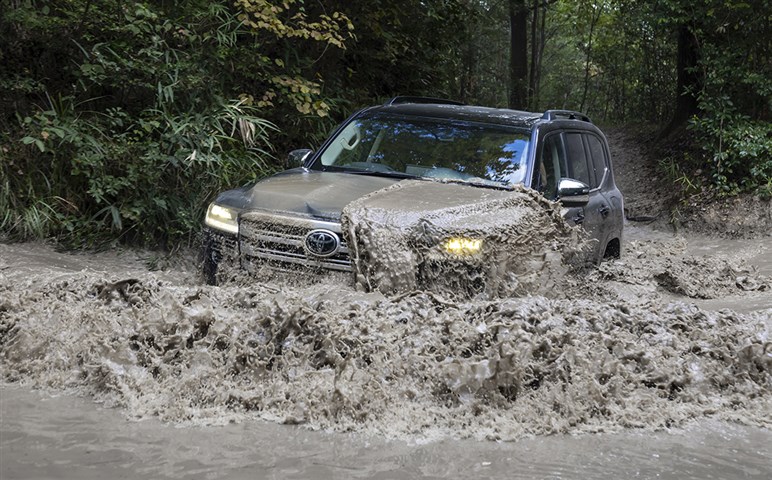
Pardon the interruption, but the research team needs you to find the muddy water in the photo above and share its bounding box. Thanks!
[3,387,770,480]
[1,224,771,479]
[622,224,772,316]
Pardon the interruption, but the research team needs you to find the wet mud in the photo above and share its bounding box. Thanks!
[342,181,589,297]
[587,235,770,302]
[1,225,769,442]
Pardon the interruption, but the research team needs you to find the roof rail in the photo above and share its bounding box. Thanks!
[385,96,464,106]
[541,110,592,123]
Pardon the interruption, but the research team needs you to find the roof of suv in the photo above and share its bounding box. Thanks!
[362,97,593,130]
[366,103,543,129]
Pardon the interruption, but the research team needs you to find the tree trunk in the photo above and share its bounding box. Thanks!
[579,2,603,113]
[508,0,529,109]
[459,33,476,102]
[528,0,539,109]
[670,24,701,126]
[534,0,547,110]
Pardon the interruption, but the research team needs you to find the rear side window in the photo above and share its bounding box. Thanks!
[564,133,591,186]
[585,134,608,188]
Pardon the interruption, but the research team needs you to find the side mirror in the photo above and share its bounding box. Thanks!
[557,178,590,205]
[287,149,313,169]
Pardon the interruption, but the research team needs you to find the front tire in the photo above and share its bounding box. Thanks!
[201,229,236,286]
[202,242,219,285]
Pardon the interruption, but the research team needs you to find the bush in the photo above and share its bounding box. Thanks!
[1,95,276,247]
[0,0,351,248]
[690,113,772,195]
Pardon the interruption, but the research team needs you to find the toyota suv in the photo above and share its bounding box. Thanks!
[202,97,624,288]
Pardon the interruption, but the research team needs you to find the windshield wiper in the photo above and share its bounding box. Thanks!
[337,169,418,180]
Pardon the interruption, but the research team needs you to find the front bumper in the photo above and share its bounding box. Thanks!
[204,211,354,275]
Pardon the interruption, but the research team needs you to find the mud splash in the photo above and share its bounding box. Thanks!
[1,240,769,441]
[342,181,589,297]
[588,236,770,301]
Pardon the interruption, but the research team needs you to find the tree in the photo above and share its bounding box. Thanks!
[509,0,529,109]
[669,24,701,127]
[578,0,603,112]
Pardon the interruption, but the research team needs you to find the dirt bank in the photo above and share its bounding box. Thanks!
[605,127,772,238]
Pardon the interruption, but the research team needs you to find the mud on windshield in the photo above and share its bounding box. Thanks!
[314,114,531,187]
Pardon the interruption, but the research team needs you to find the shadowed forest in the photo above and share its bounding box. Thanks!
[1,0,769,248]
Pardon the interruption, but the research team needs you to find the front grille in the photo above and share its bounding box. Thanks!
[239,212,352,272]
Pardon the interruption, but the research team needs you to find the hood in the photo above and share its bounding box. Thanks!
[342,180,529,232]
[225,170,401,221]
[216,169,517,223]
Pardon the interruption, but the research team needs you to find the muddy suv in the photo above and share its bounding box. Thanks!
[202,97,624,286]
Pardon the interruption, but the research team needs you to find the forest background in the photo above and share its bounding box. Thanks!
[1,0,769,248]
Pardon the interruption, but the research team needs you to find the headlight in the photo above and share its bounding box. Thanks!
[442,237,483,255]
[205,203,239,234]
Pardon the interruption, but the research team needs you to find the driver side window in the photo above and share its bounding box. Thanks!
[535,133,565,199]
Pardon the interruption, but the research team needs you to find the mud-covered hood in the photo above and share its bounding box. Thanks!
[218,170,399,220]
[341,179,522,230]
[218,170,512,221]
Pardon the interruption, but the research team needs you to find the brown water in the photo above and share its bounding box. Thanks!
[2,387,770,479]
[1,220,771,479]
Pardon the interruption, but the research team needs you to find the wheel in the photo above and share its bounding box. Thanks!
[202,241,219,285]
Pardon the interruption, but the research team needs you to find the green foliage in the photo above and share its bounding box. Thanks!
[2,92,276,246]
[235,0,353,49]
[1,0,770,249]
[535,0,679,121]
[659,155,701,196]
[672,0,771,194]
[0,0,351,247]
[689,114,772,194]
[316,0,475,105]
[538,0,770,195]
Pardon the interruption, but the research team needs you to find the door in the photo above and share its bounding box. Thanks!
[534,132,585,227]
[563,132,613,261]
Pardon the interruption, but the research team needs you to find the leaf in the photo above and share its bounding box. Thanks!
[48,127,66,138]
[21,136,46,152]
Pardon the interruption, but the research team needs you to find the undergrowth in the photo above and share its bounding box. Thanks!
[1,95,276,248]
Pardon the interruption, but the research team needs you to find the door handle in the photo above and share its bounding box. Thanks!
[599,205,610,217]
[572,213,584,225]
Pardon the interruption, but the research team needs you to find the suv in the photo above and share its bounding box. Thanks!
[202,97,623,286]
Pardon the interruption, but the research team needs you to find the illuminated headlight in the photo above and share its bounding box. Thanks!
[442,237,483,255]
[205,203,239,234]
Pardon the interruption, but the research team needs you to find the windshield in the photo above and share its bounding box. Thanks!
[315,114,531,187]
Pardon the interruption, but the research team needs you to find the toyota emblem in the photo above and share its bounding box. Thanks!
[304,229,340,257]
